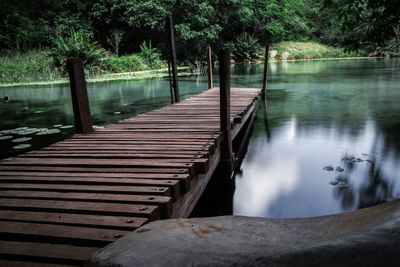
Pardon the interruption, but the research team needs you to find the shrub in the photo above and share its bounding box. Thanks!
[274,41,360,60]
[232,33,262,61]
[139,41,164,69]
[103,55,147,73]
[0,51,61,83]
[48,30,107,71]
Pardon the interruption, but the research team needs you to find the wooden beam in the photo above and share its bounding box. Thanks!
[206,46,213,89]
[166,16,180,103]
[218,49,233,163]
[262,45,270,98]
[66,58,93,134]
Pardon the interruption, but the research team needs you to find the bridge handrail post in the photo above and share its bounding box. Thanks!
[219,49,234,173]
[262,44,270,98]
[66,57,93,134]
[166,15,180,103]
[207,46,213,89]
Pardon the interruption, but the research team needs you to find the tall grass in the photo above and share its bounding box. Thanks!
[274,41,361,60]
[0,49,166,85]
[0,51,62,84]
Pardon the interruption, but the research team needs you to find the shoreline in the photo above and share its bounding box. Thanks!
[0,56,387,88]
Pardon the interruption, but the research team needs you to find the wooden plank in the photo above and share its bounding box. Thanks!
[0,171,191,192]
[0,176,181,200]
[0,260,71,267]
[0,166,191,174]
[0,191,171,219]
[1,158,207,175]
[0,221,129,245]
[0,184,170,198]
[0,241,97,263]
[0,198,159,220]
[0,210,148,230]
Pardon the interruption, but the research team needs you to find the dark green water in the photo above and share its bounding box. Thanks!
[1,58,399,218]
[233,59,400,218]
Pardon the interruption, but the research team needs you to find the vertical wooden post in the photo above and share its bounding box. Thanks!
[262,44,270,98]
[166,15,180,103]
[66,58,93,134]
[219,49,234,171]
[167,61,174,104]
[206,46,213,89]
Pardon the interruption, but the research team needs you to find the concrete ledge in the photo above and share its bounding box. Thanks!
[87,199,400,267]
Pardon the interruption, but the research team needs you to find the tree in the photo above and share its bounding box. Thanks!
[340,0,400,52]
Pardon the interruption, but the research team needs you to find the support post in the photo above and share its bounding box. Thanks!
[206,46,213,89]
[167,61,174,104]
[66,58,93,134]
[262,44,270,98]
[219,49,234,173]
[166,15,180,103]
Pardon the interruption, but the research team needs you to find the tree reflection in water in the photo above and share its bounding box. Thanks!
[333,154,394,211]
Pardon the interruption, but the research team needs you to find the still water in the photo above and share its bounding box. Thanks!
[1,58,399,218]
[234,59,400,218]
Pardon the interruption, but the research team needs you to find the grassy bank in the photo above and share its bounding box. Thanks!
[270,42,361,61]
[0,49,167,86]
[1,41,367,87]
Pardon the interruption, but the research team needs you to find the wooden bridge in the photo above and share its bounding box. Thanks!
[0,85,261,266]
[0,16,269,263]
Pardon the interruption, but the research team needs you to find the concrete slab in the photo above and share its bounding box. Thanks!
[87,199,400,267]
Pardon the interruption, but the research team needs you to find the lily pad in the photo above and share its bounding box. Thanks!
[36,129,61,135]
[12,137,32,143]
[337,181,349,188]
[0,135,13,141]
[113,111,121,115]
[329,181,339,186]
[60,125,73,129]
[13,144,31,149]
[53,124,63,128]
[335,166,344,172]
[15,127,29,131]
[34,110,43,114]
[323,165,334,171]
[18,129,38,135]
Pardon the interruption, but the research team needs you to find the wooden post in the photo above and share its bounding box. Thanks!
[66,58,93,134]
[167,61,174,104]
[262,44,270,98]
[166,16,180,103]
[219,49,234,171]
[206,46,213,89]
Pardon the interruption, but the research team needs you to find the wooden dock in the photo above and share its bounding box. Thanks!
[0,87,260,266]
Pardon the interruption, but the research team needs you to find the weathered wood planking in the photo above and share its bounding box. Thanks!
[0,87,260,266]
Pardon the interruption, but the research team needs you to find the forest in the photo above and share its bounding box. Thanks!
[1,0,399,84]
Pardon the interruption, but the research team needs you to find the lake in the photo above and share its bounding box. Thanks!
[1,58,399,218]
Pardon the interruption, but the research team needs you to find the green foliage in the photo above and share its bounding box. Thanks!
[103,55,146,73]
[232,33,262,61]
[139,41,164,69]
[340,0,400,53]
[0,51,61,83]
[48,31,107,70]
[274,42,359,60]
[2,0,395,70]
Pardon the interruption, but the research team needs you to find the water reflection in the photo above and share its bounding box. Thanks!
[234,59,400,218]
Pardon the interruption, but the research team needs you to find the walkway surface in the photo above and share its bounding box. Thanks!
[0,87,260,266]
